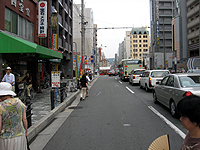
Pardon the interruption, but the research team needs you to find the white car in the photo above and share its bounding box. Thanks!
[139,70,170,92]
[129,69,146,85]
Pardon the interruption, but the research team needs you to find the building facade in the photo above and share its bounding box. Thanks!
[73,4,94,72]
[187,0,199,58]
[130,27,150,60]
[0,0,66,93]
[51,0,73,78]
[150,0,173,69]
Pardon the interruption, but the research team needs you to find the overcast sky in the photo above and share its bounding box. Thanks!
[73,0,150,58]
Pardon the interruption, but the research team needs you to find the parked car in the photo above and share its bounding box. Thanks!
[108,70,116,76]
[187,69,200,73]
[153,73,200,117]
[139,70,170,92]
[129,69,146,85]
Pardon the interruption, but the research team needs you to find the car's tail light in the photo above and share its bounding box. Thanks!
[122,72,123,74]
[182,91,193,97]
[149,77,152,85]
[133,74,135,79]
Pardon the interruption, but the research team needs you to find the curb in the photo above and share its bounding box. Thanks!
[28,75,100,141]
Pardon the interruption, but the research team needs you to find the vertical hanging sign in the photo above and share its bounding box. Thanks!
[38,1,47,38]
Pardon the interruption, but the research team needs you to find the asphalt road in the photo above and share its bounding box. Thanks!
[43,75,186,150]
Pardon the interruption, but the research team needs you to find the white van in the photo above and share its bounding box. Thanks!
[139,70,170,92]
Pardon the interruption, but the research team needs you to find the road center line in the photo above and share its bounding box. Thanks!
[126,86,135,94]
[119,81,122,84]
[148,106,186,139]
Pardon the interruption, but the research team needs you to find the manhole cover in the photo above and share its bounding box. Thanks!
[68,106,83,109]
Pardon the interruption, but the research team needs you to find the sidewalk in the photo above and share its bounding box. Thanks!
[28,75,99,142]
[31,87,74,125]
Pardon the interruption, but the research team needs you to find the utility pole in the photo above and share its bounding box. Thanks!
[163,22,166,69]
[81,0,85,71]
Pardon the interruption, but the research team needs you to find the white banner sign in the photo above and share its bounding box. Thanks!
[51,71,60,87]
[38,1,47,38]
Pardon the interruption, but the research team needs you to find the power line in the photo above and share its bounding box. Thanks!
[85,26,150,30]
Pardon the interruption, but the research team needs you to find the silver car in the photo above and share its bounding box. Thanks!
[129,69,146,85]
[153,73,200,117]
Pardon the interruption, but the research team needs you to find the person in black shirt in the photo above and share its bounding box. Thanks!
[79,74,88,101]
[22,71,32,97]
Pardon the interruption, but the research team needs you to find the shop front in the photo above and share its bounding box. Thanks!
[0,31,63,93]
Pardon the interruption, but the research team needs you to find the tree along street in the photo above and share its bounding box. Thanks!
[43,76,185,150]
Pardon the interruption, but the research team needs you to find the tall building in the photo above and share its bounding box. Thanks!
[150,0,173,69]
[172,0,188,71]
[73,4,94,71]
[118,42,125,62]
[130,27,150,60]
[125,31,131,59]
[52,0,73,78]
[187,0,199,58]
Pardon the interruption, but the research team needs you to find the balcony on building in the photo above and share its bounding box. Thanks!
[187,0,198,7]
[187,17,200,29]
[187,4,199,18]
[188,30,199,40]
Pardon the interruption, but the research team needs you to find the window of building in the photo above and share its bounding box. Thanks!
[139,35,141,38]
[5,8,12,32]
[139,44,141,47]
[136,49,138,52]
[140,49,142,52]
[5,7,34,41]
[139,40,141,42]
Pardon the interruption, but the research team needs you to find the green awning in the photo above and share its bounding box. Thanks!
[0,31,63,59]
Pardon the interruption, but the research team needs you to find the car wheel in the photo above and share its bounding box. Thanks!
[170,101,178,118]
[153,91,158,104]
[145,84,149,92]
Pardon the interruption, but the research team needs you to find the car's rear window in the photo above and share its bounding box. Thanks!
[151,71,169,78]
[134,70,145,75]
[180,76,200,87]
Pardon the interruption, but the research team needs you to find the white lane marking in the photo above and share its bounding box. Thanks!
[115,78,117,80]
[97,91,101,96]
[126,86,135,94]
[119,81,122,84]
[148,106,186,139]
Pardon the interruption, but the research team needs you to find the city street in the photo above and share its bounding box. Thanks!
[37,76,186,150]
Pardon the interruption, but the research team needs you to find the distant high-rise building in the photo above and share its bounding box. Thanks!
[150,0,173,69]
[130,27,150,60]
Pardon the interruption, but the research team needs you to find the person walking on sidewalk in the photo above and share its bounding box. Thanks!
[85,73,91,97]
[1,66,15,92]
[0,82,28,150]
[79,74,88,101]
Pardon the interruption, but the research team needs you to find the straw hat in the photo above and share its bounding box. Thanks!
[0,82,16,96]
